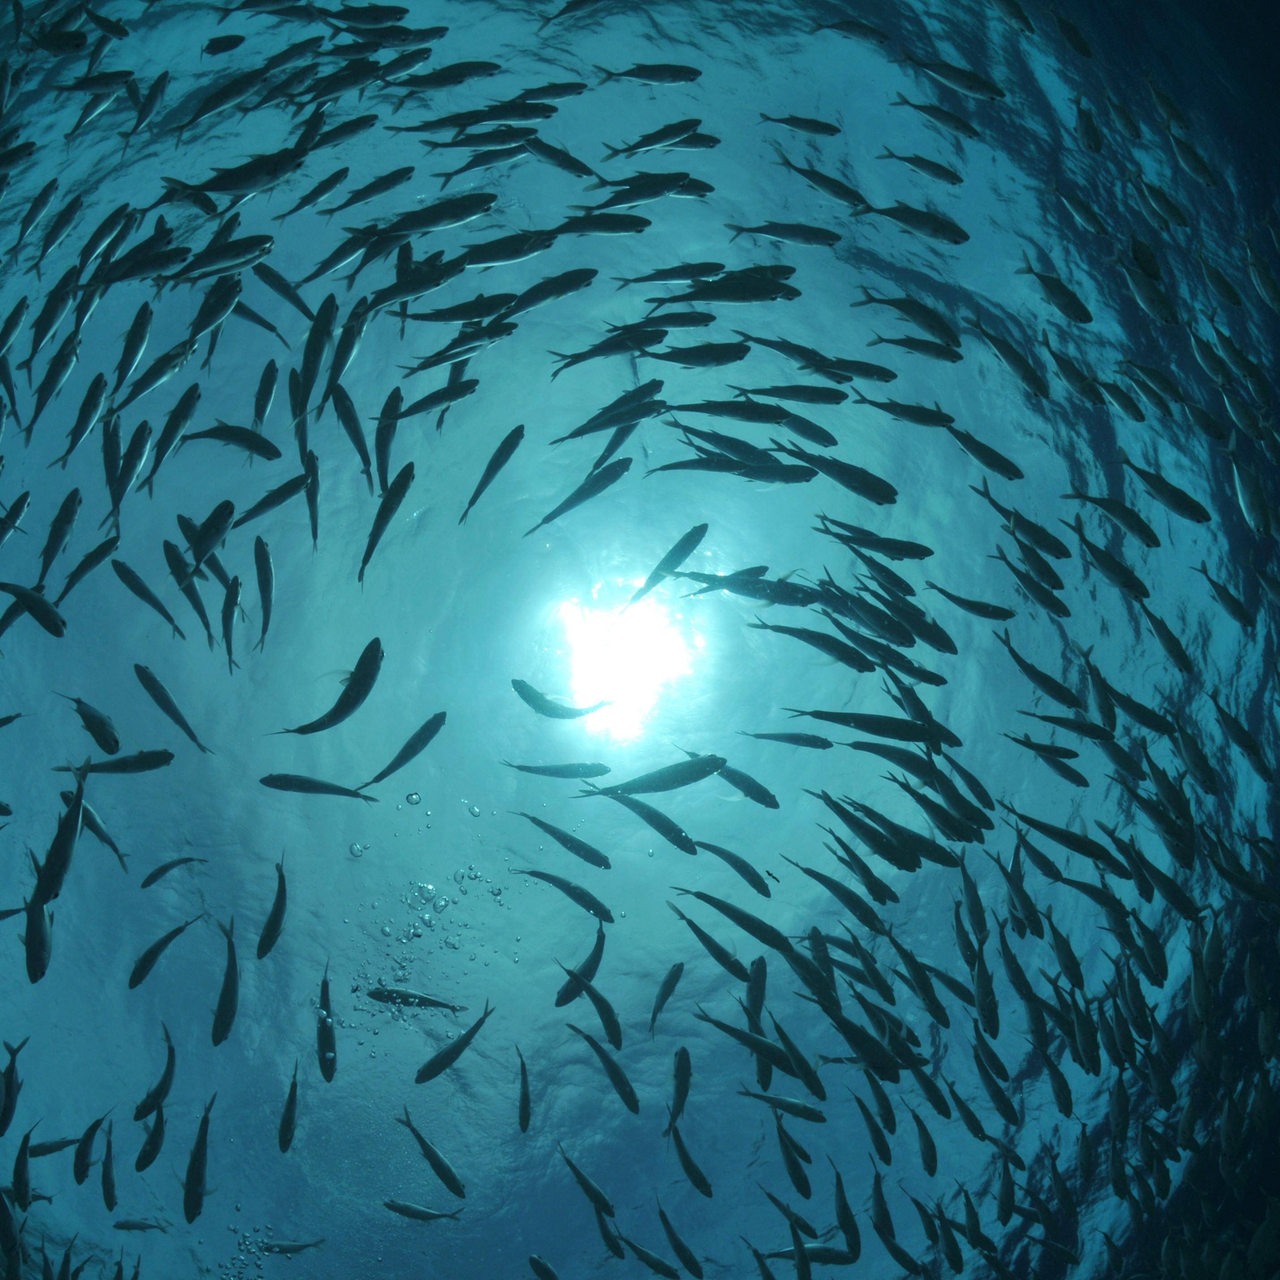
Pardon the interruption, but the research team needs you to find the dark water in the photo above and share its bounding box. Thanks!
[0,2,1277,1278]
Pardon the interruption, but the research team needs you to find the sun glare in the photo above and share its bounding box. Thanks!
[556,583,702,741]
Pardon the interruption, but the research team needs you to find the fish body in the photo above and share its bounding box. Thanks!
[511,678,606,720]
[514,869,614,922]
[257,857,287,959]
[518,812,611,869]
[317,962,338,1082]
[368,986,466,1012]
[130,916,201,988]
[415,1001,494,1084]
[459,424,525,524]
[586,755,725,797]
[396,1107,466,1197]
[282,637,383,735]
[278,1061,299,1153]
[134,665,211,752]
[358,711,447,789]
[134,1023,174,1121]
[182,1094,216,1223]
[384,1200,460,1222]
[359,462,414,582]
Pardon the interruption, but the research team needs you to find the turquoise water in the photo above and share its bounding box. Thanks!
[1,1,1277,1278]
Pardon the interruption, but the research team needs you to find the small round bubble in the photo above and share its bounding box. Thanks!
[406,791,421,805]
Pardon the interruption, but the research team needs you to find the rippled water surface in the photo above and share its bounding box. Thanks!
[1,1,1277,1278]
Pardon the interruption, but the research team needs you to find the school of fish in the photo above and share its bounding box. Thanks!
[1,0,1278,1277]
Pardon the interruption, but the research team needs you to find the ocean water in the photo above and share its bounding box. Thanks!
[0,1,1277,1278]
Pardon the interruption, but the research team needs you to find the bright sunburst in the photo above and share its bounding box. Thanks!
[557,582,702,741]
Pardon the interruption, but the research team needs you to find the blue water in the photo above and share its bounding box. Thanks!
[1,1,1277,1278]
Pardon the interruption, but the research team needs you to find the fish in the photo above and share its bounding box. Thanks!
[458,423,524,524]
[56,693,119,754]
[260,774,378,803]
[52,749,174,776]
[513,869,614,922]
[367,986,466,1013]
[109,559,185,640]
[599,792,699,855]
[415,1001,494,1084]
[257,856,287,959]
[857,201,969,244]
[261,1239,324,1255]
[112,299,152,394]
[1117,448,1212,523]
[279,637,383,735]
[502,761,611,779]
[511,679,606,720]
[182,1094,216,1223]
[517,1047,531,1133]
[383,1200,461,1222]
[568,1023,639,1113]
[358,461,414,583]
[134,1023,175,1121]
[630,523,709,604]
[583,755,725,798]
[134,1101,165,1173]
[1017,249,1093,323]
[0,582,67,637]
[524,457,632,536]
[317,962,337,1083]
[876,147,963,185]
[397,1107,466,1197]
[278,1061,298,1153]
[905,55,1005,99]
[357,710,448,790]
[133,664,212,753]
[517,812,611,869]
[129,916,203,989]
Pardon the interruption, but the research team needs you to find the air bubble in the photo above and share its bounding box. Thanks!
[406,791,421,805]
